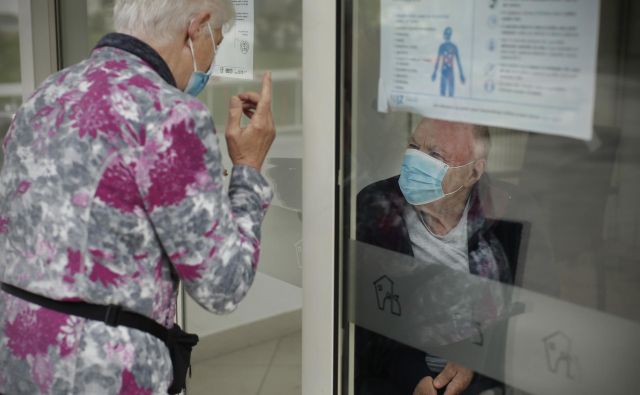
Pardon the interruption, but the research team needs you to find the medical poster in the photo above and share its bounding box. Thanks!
[378,0,600,140]
[213,0,254,80]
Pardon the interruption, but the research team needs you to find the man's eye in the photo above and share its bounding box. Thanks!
[408,143,420,150]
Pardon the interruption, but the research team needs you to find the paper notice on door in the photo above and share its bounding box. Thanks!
[378,0,600,140]
[213,0,254,80]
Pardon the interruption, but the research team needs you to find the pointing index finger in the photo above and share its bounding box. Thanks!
[256,71,272,113]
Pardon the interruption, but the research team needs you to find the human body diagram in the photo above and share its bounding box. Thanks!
[431,27,466,97]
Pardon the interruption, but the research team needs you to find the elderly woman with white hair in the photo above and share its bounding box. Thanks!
[0,0,275,393]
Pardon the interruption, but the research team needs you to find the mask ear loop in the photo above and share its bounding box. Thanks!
[442,161,476,197]
[187,19,199,72]
[188,21,216,73]
[206,23,217,75]
[187,39,198,72]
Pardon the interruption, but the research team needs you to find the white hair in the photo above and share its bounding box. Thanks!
[472,125,491,159]
[114,0,235,44]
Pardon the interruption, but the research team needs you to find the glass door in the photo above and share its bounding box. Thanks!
[339,0,640,394]
[183,1,304,394]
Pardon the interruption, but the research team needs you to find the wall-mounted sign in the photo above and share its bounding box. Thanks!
[213,0,254,80]
[378,0,601,140]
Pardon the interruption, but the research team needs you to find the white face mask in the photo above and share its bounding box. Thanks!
[184,23,217,96]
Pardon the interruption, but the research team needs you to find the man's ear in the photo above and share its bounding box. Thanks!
[465,158,486,187]
[187,11,212,42]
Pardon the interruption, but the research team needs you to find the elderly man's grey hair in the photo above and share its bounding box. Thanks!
[114,0,235,44]
[473,125,491,159]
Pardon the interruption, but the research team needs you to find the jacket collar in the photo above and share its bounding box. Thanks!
[389,174,505,239]
[94,33,177,87]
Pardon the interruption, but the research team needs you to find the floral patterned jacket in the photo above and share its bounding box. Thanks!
[0,33,272,394]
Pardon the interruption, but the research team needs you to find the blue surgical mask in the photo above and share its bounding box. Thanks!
[184,23,217,97]
[398,149,474,205]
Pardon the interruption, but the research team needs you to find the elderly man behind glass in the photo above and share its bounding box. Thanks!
[0,0,275,393]
[356,118,532,395]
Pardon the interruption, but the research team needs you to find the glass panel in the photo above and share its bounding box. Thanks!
[59,0,114,68]
[186,1,303,392]
[56,1,303,393]
[341,1,640,394]
[0,0,21,167]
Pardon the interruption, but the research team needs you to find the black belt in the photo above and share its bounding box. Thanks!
[1,282,199,394]
[0,282,168,344]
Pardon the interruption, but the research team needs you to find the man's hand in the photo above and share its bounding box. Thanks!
[413,376,438,395]
[225,72,276,171]
[413,362,474,395]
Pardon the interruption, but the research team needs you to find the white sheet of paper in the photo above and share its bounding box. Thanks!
[378,0,600,140]
[213,0,254,80]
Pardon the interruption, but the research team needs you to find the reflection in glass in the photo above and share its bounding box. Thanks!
[342,0,640,394]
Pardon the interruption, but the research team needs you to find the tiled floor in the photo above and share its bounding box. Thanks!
[186,331,302,395]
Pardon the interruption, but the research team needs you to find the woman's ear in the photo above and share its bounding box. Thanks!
[187,11,212,42]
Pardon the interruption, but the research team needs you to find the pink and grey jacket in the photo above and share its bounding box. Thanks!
[0,33,272,394]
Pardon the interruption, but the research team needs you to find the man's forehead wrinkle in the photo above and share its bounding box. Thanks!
[447,134,474,163]
[426,128,454,158]
[412,118,477,162]
[434,131,472,163]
